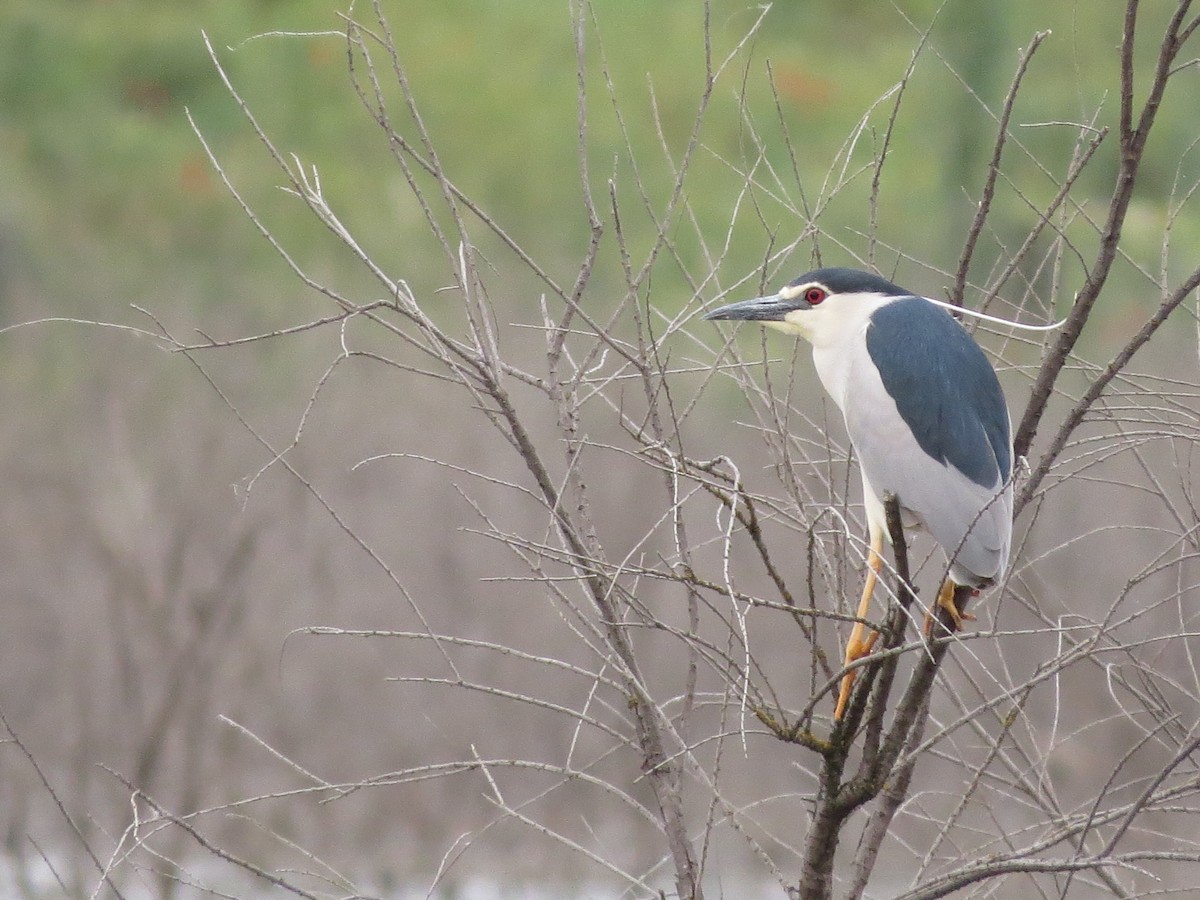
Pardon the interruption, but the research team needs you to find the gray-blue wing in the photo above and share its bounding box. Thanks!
[846,299,1013,582]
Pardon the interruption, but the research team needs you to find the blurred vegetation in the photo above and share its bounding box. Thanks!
[4,0,1195,347]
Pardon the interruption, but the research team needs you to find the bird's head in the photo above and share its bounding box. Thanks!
[703,267,909,346]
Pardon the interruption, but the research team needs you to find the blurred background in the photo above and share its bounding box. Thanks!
[2,1,1198,897]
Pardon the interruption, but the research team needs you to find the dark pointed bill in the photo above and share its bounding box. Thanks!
[703,293,807,322]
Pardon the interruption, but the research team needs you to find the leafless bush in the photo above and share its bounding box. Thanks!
[7,1,1200,898]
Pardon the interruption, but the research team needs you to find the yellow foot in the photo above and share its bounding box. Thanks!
[924,580,977,635]
[833,627,879,721]
[835,522,886,721]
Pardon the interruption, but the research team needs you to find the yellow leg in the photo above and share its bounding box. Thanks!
[834,522,884,721]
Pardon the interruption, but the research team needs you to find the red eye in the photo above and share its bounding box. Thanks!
[805,287,826,305]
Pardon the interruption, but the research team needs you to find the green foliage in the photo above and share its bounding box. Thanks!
[1,1,1196,348]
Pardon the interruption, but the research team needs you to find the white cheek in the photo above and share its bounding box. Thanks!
[767,310,814,339]
[791,299,866,348]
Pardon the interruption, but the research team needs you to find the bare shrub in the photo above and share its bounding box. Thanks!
[6,2,1200,898]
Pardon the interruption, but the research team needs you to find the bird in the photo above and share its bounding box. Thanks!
[703,267,1013,720]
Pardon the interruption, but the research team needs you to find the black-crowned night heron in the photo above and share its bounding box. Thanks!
[704,267,1013,720]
